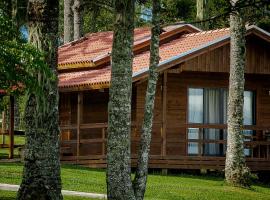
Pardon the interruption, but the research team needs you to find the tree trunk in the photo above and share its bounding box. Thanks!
[17,0,63,199]
[64,0,73,43]
[73,0,83,40]
[225,0,250,187]
[106,1,136,199]
[196,0,209,30]
[133,0,160,199]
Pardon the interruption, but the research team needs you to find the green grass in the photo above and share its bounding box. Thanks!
[0,163,270,200]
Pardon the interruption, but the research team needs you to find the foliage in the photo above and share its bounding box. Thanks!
[0,8,53,99]
[161,0,196,24]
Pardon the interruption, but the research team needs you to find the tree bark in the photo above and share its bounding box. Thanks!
[106,1,136,200]
[17,0,63,199]
[225,0,250,187]
[133,0,160,199]
[73,0,83,40]
[64,0,73,43]
[196,0,209,30]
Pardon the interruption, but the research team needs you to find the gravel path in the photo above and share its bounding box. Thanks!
[0,183,107,199]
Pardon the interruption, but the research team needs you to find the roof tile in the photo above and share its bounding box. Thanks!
[59,27,230,90]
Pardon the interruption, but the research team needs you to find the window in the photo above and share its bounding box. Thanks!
[187,88,256,156]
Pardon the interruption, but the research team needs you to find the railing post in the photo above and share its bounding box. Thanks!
[9,96,14,159]
[1,111,6,145]
[102,128,105,156]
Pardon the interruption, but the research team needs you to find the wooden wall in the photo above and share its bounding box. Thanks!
[181,35,270,74]
[59,34,270,170]
[135,72,270,158]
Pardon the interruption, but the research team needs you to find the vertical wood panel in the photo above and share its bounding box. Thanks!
[9,96,14,159]
[77,92,83,159]
[162,72,167,157]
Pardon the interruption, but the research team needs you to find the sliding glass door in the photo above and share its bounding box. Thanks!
[187,87,255,156]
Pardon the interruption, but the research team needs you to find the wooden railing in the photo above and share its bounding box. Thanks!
[187,124,270,159]
[60,122,270,160]
[60,122,138,159]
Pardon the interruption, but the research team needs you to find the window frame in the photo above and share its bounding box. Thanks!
[186,86,257,156]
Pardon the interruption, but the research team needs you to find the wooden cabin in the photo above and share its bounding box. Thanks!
[58,24,270,171]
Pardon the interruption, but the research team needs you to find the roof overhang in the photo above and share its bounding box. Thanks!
[132,25,270,82]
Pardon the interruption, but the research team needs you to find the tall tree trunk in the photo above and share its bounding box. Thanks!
[73,0,83,40]
[64,0,73,43]
[106,1,136,199]
[196,0,209,30]
[225,0,250,187]
[17,0,63,199]
[133,0,160,199]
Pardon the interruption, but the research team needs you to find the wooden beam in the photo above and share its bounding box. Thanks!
[162,72,167,158]
[76,92,83,161]
[9,96,14,159]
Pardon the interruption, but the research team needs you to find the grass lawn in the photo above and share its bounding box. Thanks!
[0,163,270,199]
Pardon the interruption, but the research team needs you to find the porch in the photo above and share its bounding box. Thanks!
[59,122,270,171]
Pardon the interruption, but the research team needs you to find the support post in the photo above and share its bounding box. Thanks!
[9,96,14,159]
[1,111,6,145]
[77,92,83,162]
[162,72,167,158]
[102,128,105,156]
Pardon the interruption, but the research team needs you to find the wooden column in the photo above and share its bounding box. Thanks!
[9,96,14,159]
[162,72,167,158]
[76,92,83,161]
[1,111,6,145]
[102,128,105,156]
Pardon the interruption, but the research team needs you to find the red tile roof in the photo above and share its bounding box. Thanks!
[58,27,152,65]
[59,27,231,91]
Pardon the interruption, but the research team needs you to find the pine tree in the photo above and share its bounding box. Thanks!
[196,0,209,30]
[225,0,251,187]
[106,0,136,199]
[17,0,63,199]
[73,0,83,40]
[133,0,161,199]
[64,0,73,43]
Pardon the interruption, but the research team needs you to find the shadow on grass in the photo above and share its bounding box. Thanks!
[61,164,105,173]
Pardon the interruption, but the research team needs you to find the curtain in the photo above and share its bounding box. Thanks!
[188,88,203,123]
[203,89,228,156]
[244,91,254,125]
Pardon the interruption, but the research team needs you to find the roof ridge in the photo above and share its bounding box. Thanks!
[59,36,88,49]
[183,27,230,37]
[58,24,201,70]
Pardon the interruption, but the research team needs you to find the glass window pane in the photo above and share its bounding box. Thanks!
[188,88,203,123]
[188,128,199,139]
[203,129,223,156]
[188,142,199,155]
[243,130,253,157]
[204,89,220,124]
[203,143,222,156]
[244,91,254,125]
